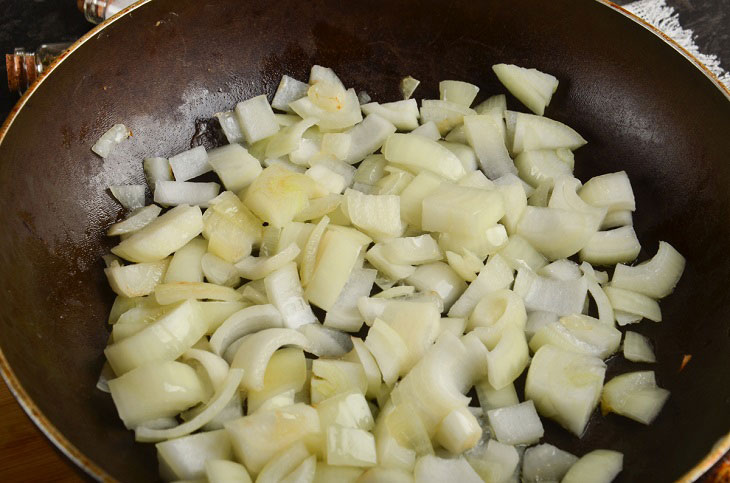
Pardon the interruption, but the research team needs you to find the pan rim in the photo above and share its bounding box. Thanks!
[0,0,727,481]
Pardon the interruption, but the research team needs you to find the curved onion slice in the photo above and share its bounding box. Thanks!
[209,304,283,356]
[365,319,409,386]
[300,216,330,287]
[513,268,587,316]
[623,331,656,363]
[516,206,599,259]
[529,314,622,359]
[324,268,377,332]
[579,171,635,211]
[265,262,317,329]
[468,289,527,348]
[580,226,641,266]
[522,444,578,483]
[154,282,243,305]
[135,369,244,442]
[562,450,623,483]
[485,325,530,390]
[235,242,301,280]
[343,337,383,399]
[610,241,686,299]
[201,253,240,287]
[601,371,669,424]
[183,348,230,390]
[581,262,615,326]
[548,176,607,222]
[231,328,310,391]
[107,204,162,236]
[299,323,353,358]
[448,254,514,318]
[605,286,662,322]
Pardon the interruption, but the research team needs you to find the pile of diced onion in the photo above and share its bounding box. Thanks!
[94,63,686,483]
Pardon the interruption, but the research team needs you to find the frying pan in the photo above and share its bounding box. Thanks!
[0,0,728,481]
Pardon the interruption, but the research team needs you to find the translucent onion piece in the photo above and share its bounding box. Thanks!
[201,253,240,287]
[580,226,641,266]
[154,180,221,208]
[342,113,397,164]
[549,175,607,223]
[154,282,242,305]
[448,254,514,318]
[157,429,232,481]
[108,360,205,428]
[382,234,443,265]
[468,288,527,347]
[375,167,414,196]
[108,204,162,237]
[169,146,211,182]
[581,261,616,326]
[208,144,262,192]
[524,311,559,339]
[247,347,306,413]
[373,285,416,299]
[539,259,582,281]
[224,403,320,474]
[344,188,403,240]
[294,194,342,222]
[272,74,309,112]
[579,171,636,212]
[235,94,280,144]
[487,400,544,446]
[601,209,633,230]
[458,170,495,190]
[516,206,599,260]
[306,164,346,194]
[420,99,476,135]
[465,439,519,483]
[374,403,417,471]
[342,338,382,399]
[364,318,409,385]
[324,268,377,332]
[266,117,318,159]
[92,123,130,158]
[445,249,483,282]
[104,258,169,298]
[386,402,435,456]
[492,63,558,115]
[435,406,482,453]
[361,99,419,131]
[358,467,412,483]
[513,268,587,315]
[135,369,244,442]
[105,300,207,375]
[445,124,468,144]
[257,441,311,483]
[475,379,519,411]
[205,460,252,483]
[263,261,317,329]
[290,88,362,130]
[109,185,145,211]
[422,184,505,236]
[474,94,507,115]
[623,331,656,363]
[529,314,622,359]
[239,279,268,305]
[317,391,374,432]
[406,262,467,311]
[383,133,466,181]
[412,121,442,141]
[463,114,516,179]
[281,454,316,483]
[562,450,623,483]
[314,463,364,483]
[182,348,230,390]
[601,371,670,424]
[399,171,444,229]
[299,323,353,358]
[610,241,686,299]
[414,455,482,483]
[231,328,310,391]
[214,109,245,144]
[511,113,587,154]
[112,204,203,263]
[144,157,173,187]
[440,80,479,107]
[525,345,606,436]
[484,325,530,390]
[235,242,300,280]
[365,243,416,281]
[604,286,662,322]
[209,304,283,355]
[522,443,578,483]
[401,76,420,99]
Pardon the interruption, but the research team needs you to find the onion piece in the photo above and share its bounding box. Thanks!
[610,241,686,299]
[157,429,232,481]
[601,209,633,230]
[235,94,280,144]
[386,402,435,456]
[373,285,416,299]
[207,144,262,192]
[511,113,587,154]
[381,234,442,265]
[326,426,377,467]
[343,337,383,399]
[412,121,442,141]
[135,368,244,442]
[104,258,170,298]
[492,64,558,115]
[448,254,514,318]
[524,311,559,339]
[525,345,606,436]
[154,282,242,305]
[182,348,230,391]
[299,323,353,358]
[205,460,251,483]
[475,379,519,411]
[290,88,362,130]
[435,406,482,454]
[235,242,300,280]
[485,325,530,390]
[498,235,547,272]
[169,146,211,182]
[399,171,444,229]
[522,443,578,483]
[209,304,283,355]
[257,441,311,483]
[539,259,582,280]
[112,204,203,263]
[469,289,527,348]
[400,76,420,99]
[487,400,543,446]
[548,175,607,223]
[231,328,310,391]
[344,189,403,240]
[225,403,320,474]
[107,204,162,236]
[579,171,636,211]
[108,360,205,428]
[601,371,669,424]
[516,206,599,259]
[361,99,419,131]
[294,193,342,222]
[353,154,387,187]
[604,286,662,322]
[264,261,317,329]
[364,318,409,385]
[466,439,519,483]
[463,114,516,179]
[247,347,306,413]
[365,243,416,281]
[422,184,505,236]
[154,180,220,208]
[383,133,466,181]
[214,110,245,144]
[420,99,476,135]
[92,123,130,158]
[306,164,346,194]
[342,113,397,164]
[266,117,318,159]
[109,185,145,211]
[581,262,615,326]
[562,450,623,483]
[445,249,483,282]
[529,314,622,359]
[201,253,240,287]
[374,402,417,471]
[514,149,572,188]
[440,80,479,107]
[414,455,482,483]
[272,75,309,112]
[406,262,466,311]
[311,359,367,403]
[358,467,411,483]
[144,157,173,187]
[375,167,414,196]
[623,331,656,363]
[580,226,641,265]
[513,268,587,315]
[324,268,377,332]
[314,463,364,483]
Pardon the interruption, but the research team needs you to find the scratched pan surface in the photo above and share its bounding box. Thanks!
[0,0,729,481]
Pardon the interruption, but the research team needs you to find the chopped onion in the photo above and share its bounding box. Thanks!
[207,144,262,192]
[399,171,444,229]
[366,243,416,281]
[525,345,606,436]
[580,226,641,266]
[365,319,409,385]
[299,323,353,358]
[264,261,317,329]
[290,88,362,131]
[435,406,482,453]
[144,157,173,187]
[562,450,623,483]
[343,337,382,399]
[512,113,587,154]
[422,184,505,236]
[375,166,414,196]
[157,429,232,481]
[154,180,220,208]
[169,146,211,182]
[513,268,587,315]
[92,123,130,158]
[342,113,397,164]
[604,286,662,322]
[272,74,309,112]
[182,348,230,391]
[374,403,417,471]
[475,379,519,411]
[466,439,519,483]
[324,268,377,332]
[448,254,514,318]
[383,133,466,181]
[493,64,558,116]
[209,304,283,355]
[516,206,599,259]
[246,347,306,413]
[529,314,622,359]
[445,249,483,282]
[469,288,527,348]
[524,311,559,339]
[362,99,419,131]
[463,114,516,179]
[235,242,300,280]
[201,253,240,286]
[522,443,578,483]
[154,282,242,305]
[104,258,169,298]
[601,209,633,230]
[257,441,311,483]
[311,359,367,403]
[164,237,207,283]
[205,459,251,483]
[514,149,572,188]
[623,331,656,363]
[601,371,669,424]
[400,76,420,99]
[579,171,636,212]
[498,235,547,272]
[539,259,582,281]
[107,204,162,236]
[582,262,616,326]
[440,80,479,107]
[326,425,377,467]
[373,285,416,299]
[406,262,466,311]
[484,324,530,389]
[414,455,482,483]
[610,241,686,299]
[474,94,507,115]
[345,188,403,240]
[412,121,442,141]
[109,185,145,211]
[235,94,280,144]
[358,467,411,483]
[487,400,544,446]
[214,110,245,144]
[420,99,476,135]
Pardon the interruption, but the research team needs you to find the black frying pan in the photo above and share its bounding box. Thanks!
[0,0,728,481]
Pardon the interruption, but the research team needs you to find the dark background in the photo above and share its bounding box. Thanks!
[0,0,728,121]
